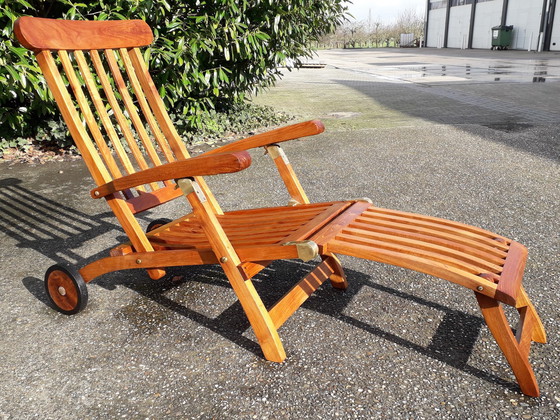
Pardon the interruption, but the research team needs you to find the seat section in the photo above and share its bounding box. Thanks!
[313,205,526,306]
[147,201,352,251]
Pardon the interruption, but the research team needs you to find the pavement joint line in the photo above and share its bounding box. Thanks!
[326,64,560,124]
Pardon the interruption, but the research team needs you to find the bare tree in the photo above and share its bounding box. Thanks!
[318,7,424,49]
[395,8,424,40]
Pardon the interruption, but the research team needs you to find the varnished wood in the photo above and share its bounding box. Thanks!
[119,48,175,164]
[91,151,251,198]
[516,287,547,343]
[180,178,286,362]
[269,259,336,329]
[495,241,527,306]
[265,145,309,204]
[14,16,152,52]
[311,201,372,246]
[202,120,325,155]
[322,253,348,289]
[16,17,545,396]
[125,185,184,214]
[35,50,112,186]
[58,50,123,179]
[475,293,540,397]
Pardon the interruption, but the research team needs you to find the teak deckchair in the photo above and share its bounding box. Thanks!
[15,16,546,396]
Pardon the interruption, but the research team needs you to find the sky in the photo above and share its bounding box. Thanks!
[345,0,427,24]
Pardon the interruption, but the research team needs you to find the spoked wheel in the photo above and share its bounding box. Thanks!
[44,264,88,315]
[146,218,172,233]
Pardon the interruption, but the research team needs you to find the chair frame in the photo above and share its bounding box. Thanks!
[14,16,546,396]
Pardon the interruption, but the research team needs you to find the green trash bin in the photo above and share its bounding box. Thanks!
[491,25,513,50]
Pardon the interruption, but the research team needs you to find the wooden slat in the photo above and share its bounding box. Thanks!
[125,184,184,214]
[127,47,190,160]
[35,51,111,186]
[58,51,122,179]
[15,16,153,52]
[354,214,509,256]
[328,239,498,298]
[74,50,133,179]
[340,226,504,273]
[311,201,372,246]
[124,43,224,213]
[361,209,510,250]
[269,259,336,329]
[89,50,145,185]
[280,202,351,243]
[150,202,349,249]
[131,47,228,216]
[347,220,507,264]
[495,241,527,306]
[334,232,494,275]
[224,202,333,216]
[104,49,161,191]
[369,207,510,241]
[119,48,175,164]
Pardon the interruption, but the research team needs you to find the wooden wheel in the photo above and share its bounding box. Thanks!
[146,218,172,233]
[45,264,88,315]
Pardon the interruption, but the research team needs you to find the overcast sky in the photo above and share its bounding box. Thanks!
[345,0,427,23]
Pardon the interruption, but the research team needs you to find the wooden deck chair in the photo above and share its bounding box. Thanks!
[15,16,546,396]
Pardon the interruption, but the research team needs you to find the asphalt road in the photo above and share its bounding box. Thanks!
[1,47,559,419]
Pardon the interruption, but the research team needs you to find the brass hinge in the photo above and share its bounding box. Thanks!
[176,178,207,203]
[283,240,319,262]
[265,144,289,164]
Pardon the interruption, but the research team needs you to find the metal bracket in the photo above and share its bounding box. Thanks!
[283,240,319,262]
[287,198,300,206]
[176,178,207,203]
[265,144,289,164]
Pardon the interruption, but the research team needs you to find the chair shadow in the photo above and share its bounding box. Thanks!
[3,176,516,392]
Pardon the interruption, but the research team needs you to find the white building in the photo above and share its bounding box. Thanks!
[424,0,560,51]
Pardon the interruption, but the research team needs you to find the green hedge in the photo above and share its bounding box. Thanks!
[0,0,347,156]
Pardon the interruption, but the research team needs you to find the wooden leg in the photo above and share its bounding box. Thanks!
[475,292,540,397]
[226,265,286,363]
[179,178,286,363]
[516,287,547,344]
[322,253,348,290]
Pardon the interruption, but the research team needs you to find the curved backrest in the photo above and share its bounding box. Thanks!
[14,16,194,215]
[14,16,153,51]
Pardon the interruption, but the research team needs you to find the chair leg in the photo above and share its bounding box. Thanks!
[227,264,286,363]
[516,287,547,344]
[322,254,348,290]
[179,178,286,363]
[475,292,541,397]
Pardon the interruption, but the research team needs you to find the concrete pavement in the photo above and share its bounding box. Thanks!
[1,47,559,419]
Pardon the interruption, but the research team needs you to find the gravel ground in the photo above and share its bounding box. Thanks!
[1,48,559,419]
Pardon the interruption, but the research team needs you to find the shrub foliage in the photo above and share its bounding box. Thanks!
[0,0,347,155]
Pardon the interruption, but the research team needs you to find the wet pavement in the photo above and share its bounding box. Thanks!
[1,48,559,419]
[317,48,560,85]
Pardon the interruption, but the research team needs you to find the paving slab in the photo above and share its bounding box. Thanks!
[1,48,559,419]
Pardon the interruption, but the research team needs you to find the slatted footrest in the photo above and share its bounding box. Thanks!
[314,205,528,306]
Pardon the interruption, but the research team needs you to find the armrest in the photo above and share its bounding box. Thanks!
[201,119,325,156]
[91,151,251,199]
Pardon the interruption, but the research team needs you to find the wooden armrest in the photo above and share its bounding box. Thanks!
[201,120,325,156]
[91,151,251,199]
